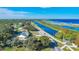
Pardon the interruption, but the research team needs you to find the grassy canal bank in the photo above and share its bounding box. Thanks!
[37,21,79,47]
[38,20,79,32]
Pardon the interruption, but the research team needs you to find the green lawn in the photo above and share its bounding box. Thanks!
[3,47,32,51]
[41,48,53,51]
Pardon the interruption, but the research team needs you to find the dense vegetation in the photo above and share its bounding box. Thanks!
[0,20,52,51]
[26,36,51,51]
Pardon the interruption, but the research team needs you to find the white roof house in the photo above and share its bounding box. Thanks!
[17,31,29,40]
[17,35,26,40]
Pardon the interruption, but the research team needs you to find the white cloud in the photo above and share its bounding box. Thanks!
[0,8,30,19]
[40,7,51,9]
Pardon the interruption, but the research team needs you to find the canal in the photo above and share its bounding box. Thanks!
[34,21,58,36]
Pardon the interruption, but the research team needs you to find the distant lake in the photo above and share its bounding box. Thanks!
[61,26,79,31]
[45,20,79,31]
[50,19,79,24]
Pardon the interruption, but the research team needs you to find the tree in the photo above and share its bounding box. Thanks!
[55,30,76,42]
[64,33,76,41]
[39,36,51,47]
[0,23,14,47]
[26,36,51,51]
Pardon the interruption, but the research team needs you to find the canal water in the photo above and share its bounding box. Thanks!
[34,21,58,36]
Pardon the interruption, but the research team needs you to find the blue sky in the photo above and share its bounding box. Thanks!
[0,7,79,19]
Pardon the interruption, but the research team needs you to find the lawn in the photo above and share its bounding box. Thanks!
[3,47,32,51]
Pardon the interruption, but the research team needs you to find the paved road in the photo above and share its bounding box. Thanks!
[32,22,74,51]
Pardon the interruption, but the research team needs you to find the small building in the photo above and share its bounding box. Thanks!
[16,31,29,40]
[17,35,26,40]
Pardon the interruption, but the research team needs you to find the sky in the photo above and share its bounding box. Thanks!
[0,7,79,19]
